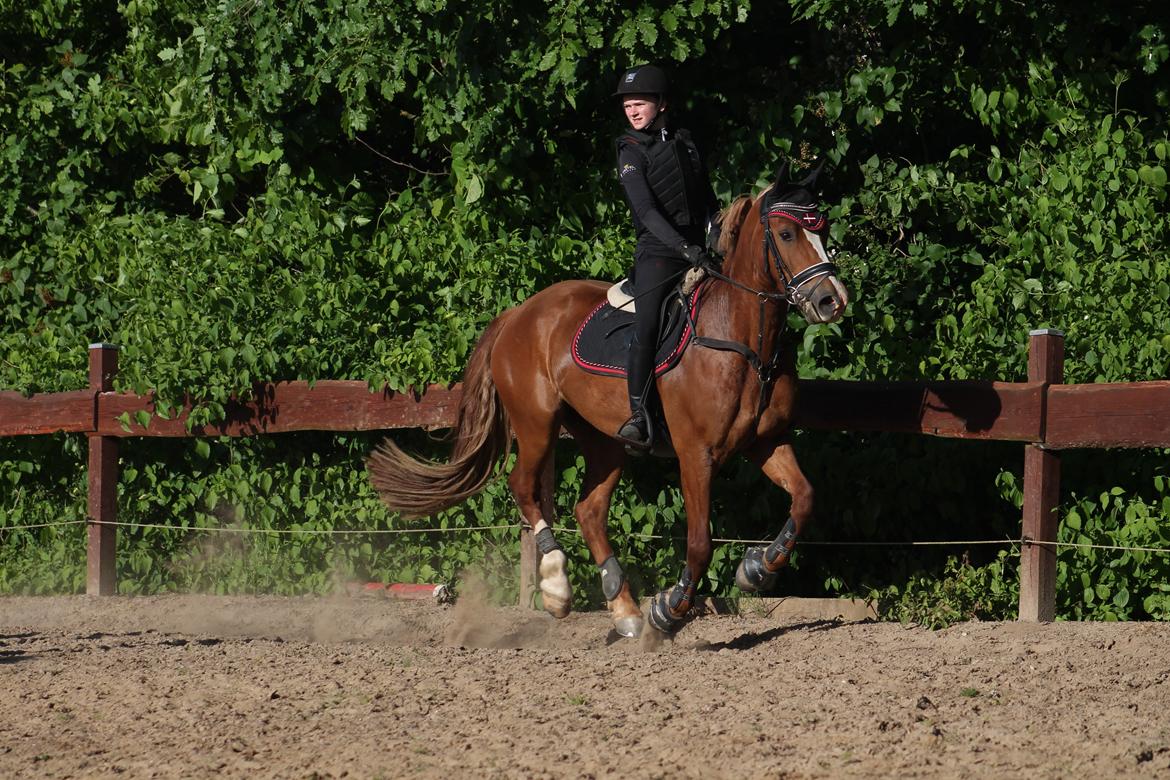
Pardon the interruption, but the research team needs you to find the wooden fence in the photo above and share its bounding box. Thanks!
[3,330,1170,621]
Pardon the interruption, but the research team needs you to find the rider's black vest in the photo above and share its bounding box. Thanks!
[616,128,708,228]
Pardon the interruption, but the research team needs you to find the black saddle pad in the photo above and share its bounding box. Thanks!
[572,282,707,378]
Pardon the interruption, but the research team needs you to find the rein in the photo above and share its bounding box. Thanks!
[689,196,838,414]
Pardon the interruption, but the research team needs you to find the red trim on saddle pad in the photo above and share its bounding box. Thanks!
[570,282,709,378]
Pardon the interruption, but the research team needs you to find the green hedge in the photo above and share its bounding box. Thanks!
[3,0,1169,621]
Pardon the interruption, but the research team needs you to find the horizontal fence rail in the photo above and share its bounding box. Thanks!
[794,380,1047,442]
[3,333,1170,618]
[1046,382,1170,449]
[1,381,462,438]
[7,371,1169,449]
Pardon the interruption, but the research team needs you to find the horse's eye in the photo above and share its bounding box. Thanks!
[779,230,794,242]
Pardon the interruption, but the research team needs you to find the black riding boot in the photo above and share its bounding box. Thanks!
[617,333,654,451]
[617,393,651,450]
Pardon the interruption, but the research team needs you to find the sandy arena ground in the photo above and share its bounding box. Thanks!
[2,593,1169,779]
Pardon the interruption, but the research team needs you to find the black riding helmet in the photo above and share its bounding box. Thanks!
[613,64,670,97]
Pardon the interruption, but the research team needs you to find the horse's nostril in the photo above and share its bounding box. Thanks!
[818,295,836,312]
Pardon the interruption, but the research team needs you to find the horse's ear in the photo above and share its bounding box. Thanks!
[772,160,791,190]
[797,158,827,188]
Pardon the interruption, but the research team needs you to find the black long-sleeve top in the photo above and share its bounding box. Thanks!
[617,128,719,258]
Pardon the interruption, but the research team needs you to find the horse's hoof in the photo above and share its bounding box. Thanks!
[647,592,682,634]
[614,615,643,638]
[735,546,777,593]
[539,549,572,618]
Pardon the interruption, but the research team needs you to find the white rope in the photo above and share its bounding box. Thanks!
[28,519,1015,547]
[560,527,1170,555]
[721,537,1018,547]
[0,519,87,531]
[555,526,1020,547]
[84,519,516,535]
[1024,538,1170,555]
[9,519,1168,557]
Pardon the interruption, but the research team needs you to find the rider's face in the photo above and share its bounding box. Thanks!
[623,95,664,131]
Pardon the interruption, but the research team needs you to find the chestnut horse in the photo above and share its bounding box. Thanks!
[368,163,848,638]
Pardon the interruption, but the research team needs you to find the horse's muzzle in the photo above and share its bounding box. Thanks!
[797,275,849,324]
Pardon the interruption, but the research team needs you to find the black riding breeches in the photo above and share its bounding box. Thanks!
[626,252,687,407]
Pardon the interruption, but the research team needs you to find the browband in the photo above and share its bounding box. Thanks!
[759,195,827,232]
[766,209,827,232]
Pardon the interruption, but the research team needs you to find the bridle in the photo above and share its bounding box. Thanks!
[758,197,839,309]
[689,192,839,413]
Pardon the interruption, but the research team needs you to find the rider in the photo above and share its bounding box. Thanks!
[612,64,721,450]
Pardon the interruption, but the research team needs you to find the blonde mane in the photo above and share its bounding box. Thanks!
[717,192,758,256]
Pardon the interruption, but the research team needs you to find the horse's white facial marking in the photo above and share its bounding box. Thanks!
[534,518,572,618]
[803,229,831,264]
[827,276,849,310]
[795,228,848,323]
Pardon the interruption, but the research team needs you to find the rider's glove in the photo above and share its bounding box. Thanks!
[679,243,709,268]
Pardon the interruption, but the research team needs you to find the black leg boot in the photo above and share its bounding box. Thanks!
[617,393,651,450]
[616,333,653,451]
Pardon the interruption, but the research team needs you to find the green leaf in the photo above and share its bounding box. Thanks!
[1138,165,1167,187]
[464,174,483,205]
[987,159,1002,183]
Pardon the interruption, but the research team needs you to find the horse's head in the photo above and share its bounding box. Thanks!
[760,161,849,323]
[720,161,850,324]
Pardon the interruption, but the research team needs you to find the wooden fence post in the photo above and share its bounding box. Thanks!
[1019,329,1064,621]
[87,343,120,596]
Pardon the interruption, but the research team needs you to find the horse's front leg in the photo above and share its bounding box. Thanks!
[647,446,714,634]
[736,436,814,593]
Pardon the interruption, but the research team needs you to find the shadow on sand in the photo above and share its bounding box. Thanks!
[694,618,854,652]
[0,632,39,665]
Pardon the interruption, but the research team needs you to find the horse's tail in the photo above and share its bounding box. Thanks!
[367,312,514,518]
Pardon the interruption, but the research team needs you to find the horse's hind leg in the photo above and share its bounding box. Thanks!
[504,404,572,618]
[736,436,813,593]
[563,416,643,638]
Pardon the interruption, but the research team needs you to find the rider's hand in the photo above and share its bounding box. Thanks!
[679,243,709,268]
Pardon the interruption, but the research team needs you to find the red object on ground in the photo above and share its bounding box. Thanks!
[385,583,450,602]
[346,582,452,602]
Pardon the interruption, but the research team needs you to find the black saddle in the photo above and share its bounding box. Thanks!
[571,279,708,379]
